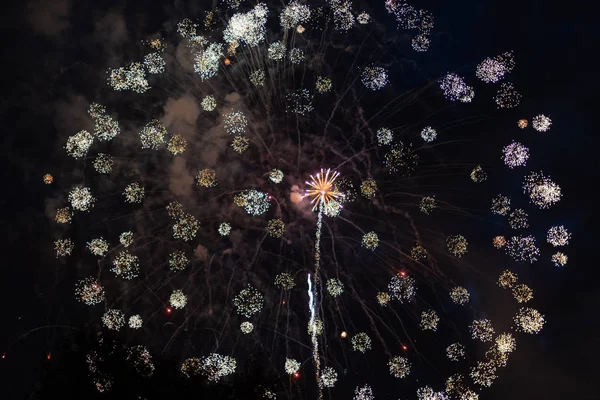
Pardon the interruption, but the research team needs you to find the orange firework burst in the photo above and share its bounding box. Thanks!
[303,169,343,211]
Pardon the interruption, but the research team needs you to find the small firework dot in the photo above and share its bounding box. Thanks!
[201,95,217,111]
[268,169,284,183]
[377,292,390,306]
[420,126,437,142]
[360,179,377,198]
[218,222,231,236]
[410,245,427,260]
[120,231,134,247]
[388,356,411,378]
[470,165,487,182]
[351,332,372,353]
[231,136,250,153]
[128,315,143,329]
[420,309,440,331]
[43,174,54,184]
[512,283,534,303]
[168,135,187,155]
[446,343,466,361]
[102,309,125,331]
[123,182,145,204]
[547,225,571,247]
[377,128,393,146]
[492,236,507,249]
[498,270,518,289]
[361,231,379,250]
[450,287,470,305]
[326,278,344,297]
[419,196,436,214]
[168,250,189,272]
[321,367,338,387]
[274,272,295,290]
[447,234,468,257]
[87,238,110,257]
[284,358,300,375]
[240,321,254,334]
[517,119,528,129]
[169,290,188,309]
[196,169,217,187]
[93,153,113,174]
[532,114,552,132]
[55,207,73,224]
[54,238,74,257]
[266,218,285,238]
[513,307,545,334]
[551,252,568,267]
[75,277,105,305]
[361,65,389,90]
[315,76,333,94]
[470,319,495,342]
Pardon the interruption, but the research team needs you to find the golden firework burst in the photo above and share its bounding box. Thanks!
[303,169,343,211]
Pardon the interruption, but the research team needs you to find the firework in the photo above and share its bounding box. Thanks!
[274,272,295,290]
[217,222,231,237]
[87,238,109,257]
[128,315,143,329]
[194,43,223,80]
[143,52,165,74]
[238,190,270,215]
[287,89,314,115]
[289,48,305,64]
[494,82,522,108]
[412,34,431,52]
[354,385,374,400]
[240,321,254,334]
[140,119,167,149]
[492,235,506,249]
[376,292,390,306]
[326,278,344,297]
[266,218,285,238]
[377,127,393,146]
[224,111,248,135]
[547,225,571,247]
[475,51,515,83]
[233,286,264,318]
[512,284,533,303]
[223,3,268,47]
[268,41,286,61]
[523,171,562,208]
[447,234,468,257]
[201,95,217,111]
[198,353,236,382]
[123,183,144,204]
[416,386,447,400]
[439,73,474,102]
[420,126,437,142]
[505,235,539,263]
[388,356,411,378]
[502,141,529,168]
[119,231,133,247]
[357,12,371,24]
[54,238,74,257]
[470,165,487,182]
[491,194,511,215]
[75,278,105,305]
[173,213,200,241]
[168,250,189,271]
[470,361,497,387]
[285,358,300,374]
[315,76,333,94]
[280,1,311,29]
[108,62,150,93]
[450,287,470,305]
[177,19,197,38]
[167,135,187,155]
[127,345,155,377]
[144,37,167,52]
[419,196,436,214]
[303,169,343,211]
[43,174,53,184]
[321,367,338,387]
[384,142,418,174]
[532,114,552,132]
[231,136,250,153]
[331,0,355,30]
[55,207,72,224]
[420,309,439,331]
[351,332,372,353]
[514,307,545,334]
[196,169,217,188]
[362,232,379,250]
[495,333,516,354]
[497,270,518,289]
[446,343,466,361]
[92,112,120,141]
[362,65,389,90]
[250,69,265,87]
[508,209,529,230]
[268,169,284,184]
[360,179,377,198]
[517,119,528,129]
[388,273,416,302]
[65,130,94,158]
[411,244,427,260]
[112,251,140,279]
[169,290,187,309]
[93,153,113,174]
[470,319,495,342]
[551,252,568,267]
[102,309,125,331]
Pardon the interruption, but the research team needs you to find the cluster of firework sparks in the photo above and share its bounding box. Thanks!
[39,0,572,399]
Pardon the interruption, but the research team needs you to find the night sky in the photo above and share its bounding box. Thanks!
[1,0,598,399]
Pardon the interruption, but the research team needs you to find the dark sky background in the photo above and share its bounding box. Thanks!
[1,0,599,399]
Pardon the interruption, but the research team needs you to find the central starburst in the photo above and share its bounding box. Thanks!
[303,169,343,211]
